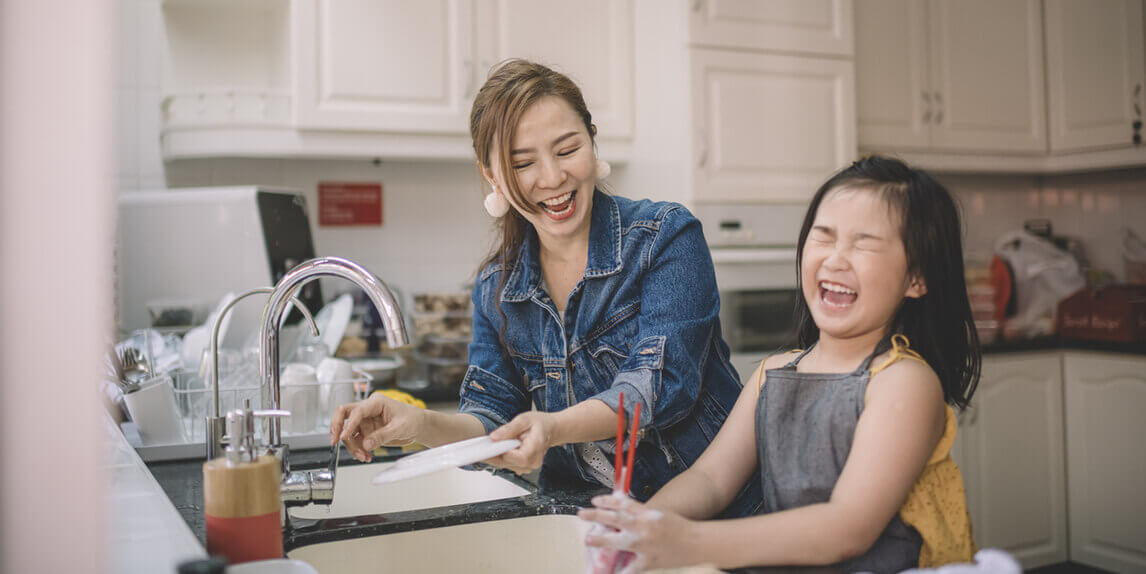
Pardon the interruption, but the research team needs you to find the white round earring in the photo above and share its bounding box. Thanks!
[595,158,611,180]
[484,186,510,218]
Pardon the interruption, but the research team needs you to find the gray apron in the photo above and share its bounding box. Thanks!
[755,345,923,573]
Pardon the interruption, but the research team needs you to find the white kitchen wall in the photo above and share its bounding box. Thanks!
[116,0,691,300]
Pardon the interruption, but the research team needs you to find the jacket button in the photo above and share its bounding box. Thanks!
[641,485,653,497]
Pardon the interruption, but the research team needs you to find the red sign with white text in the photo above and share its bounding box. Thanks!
[318,182,383,226]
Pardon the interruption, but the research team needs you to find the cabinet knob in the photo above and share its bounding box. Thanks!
[692,0,703,13]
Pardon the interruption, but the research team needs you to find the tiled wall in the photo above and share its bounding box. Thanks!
[941,170,1146,282]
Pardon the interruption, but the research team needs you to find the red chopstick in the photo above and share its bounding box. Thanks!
[613,392,625,487]
[624,403,641,494]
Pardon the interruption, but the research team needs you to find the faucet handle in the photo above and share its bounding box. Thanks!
[223,401,290,466]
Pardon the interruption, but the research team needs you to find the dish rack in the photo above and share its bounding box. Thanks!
[171,367,372,443]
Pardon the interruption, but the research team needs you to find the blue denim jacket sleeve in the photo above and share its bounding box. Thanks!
[457,272,530,434]
[590,206,719,430]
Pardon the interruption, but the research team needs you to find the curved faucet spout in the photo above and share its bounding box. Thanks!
[259,257,410,448]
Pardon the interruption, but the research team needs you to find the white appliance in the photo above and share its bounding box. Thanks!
[695,203,805,382]
[118,186,323,347]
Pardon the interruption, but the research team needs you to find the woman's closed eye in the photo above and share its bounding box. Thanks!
[556,145,581,157]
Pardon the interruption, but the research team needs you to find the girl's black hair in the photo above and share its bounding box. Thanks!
[793,155,980,409]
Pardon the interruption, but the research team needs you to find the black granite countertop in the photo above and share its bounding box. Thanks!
[148,446,598,552]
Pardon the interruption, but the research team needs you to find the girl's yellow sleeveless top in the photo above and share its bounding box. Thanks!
[870,335,977,567]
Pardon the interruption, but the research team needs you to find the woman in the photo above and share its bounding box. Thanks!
[332,60,758,515]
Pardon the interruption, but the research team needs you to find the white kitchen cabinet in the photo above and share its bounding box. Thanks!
[688,0,853,57]
[689,48,855,203]
[951,353,1068,570]
[160,0,633,160]
[1045,0,1146,154]
[474,0,632,140]
[1062,352,1146,574]
[293,0,476,134]
[856,0,1047,155]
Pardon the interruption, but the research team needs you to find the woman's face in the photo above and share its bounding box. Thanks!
[800,187,926,341]
[484,96,597,243]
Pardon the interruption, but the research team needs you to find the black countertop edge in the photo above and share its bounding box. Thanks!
[982,336,1146,355]
[283,493,583,551]
[147,447,599,549]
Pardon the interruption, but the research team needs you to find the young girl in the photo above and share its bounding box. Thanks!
[580,156,981,573]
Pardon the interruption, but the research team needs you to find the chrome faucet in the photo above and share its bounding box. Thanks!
[204,287,318,462]
[258,257,410,505]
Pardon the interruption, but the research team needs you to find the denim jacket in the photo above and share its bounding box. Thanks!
[459,190,761,517]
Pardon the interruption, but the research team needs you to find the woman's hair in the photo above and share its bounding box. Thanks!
[469,59,595,343]
[793,155,981,409]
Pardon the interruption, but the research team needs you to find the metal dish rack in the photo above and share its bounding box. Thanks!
[171,367,372,443]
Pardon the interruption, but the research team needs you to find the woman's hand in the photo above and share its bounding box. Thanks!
[578,493,700,572]
[330,393,427,462]
[486,411,558,474]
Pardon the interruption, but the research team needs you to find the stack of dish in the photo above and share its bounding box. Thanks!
[405,292,472,401]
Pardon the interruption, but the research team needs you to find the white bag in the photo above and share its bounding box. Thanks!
[994,230,1085,338]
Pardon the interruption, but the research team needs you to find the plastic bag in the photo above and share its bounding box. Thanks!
[993,230,1085,339]
[1124,227,1146,284]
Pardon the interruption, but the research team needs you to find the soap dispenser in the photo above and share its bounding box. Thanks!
[202,401,288,564]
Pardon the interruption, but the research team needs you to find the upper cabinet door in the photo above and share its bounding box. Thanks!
[1045,0,1146,153]
[690,48,855,203]
[476,0,632,140]
[294,0,476,133]
[928,0,1046,153]
[855,0,929,149]
[689,0,853,57]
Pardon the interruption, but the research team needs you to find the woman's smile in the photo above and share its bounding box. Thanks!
[538,189,578,220]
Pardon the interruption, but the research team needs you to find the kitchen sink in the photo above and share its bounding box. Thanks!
[287,514,590,573]
[288,461,530,519]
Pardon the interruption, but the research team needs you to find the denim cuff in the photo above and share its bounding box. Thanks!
[457,403,503,435]
[458,365,526,434]
[590,368,656,433]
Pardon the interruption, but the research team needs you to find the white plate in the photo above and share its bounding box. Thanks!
[303,293,353,355]
[371,436,521,485]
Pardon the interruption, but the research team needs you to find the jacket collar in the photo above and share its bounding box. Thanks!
[501,189,622,303]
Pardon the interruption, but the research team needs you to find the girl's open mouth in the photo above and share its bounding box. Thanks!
[538,190,577,220]
[819,280,858,309]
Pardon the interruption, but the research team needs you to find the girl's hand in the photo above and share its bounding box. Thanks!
[330,393,427,462]
[578,493,699,572]
[486,411,557,473]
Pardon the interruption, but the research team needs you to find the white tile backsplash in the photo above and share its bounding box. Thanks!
[940,169,1146,281]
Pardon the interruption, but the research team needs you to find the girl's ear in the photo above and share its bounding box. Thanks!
[905,274,928,299]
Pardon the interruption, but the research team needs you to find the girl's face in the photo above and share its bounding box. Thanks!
[484,96,597,243]
[800,187,926,341]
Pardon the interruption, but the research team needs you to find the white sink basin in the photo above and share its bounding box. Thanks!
[288,514,590,573]
[288,462,530,519]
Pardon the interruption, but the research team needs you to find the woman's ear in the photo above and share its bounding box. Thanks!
[478,161,497,190]
[905,274,928,298]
